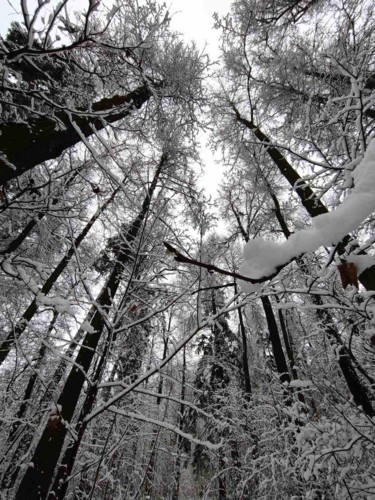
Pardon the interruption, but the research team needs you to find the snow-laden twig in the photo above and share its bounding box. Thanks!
[107,407,223,450]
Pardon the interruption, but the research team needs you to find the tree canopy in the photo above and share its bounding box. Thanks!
[1,0,375,498]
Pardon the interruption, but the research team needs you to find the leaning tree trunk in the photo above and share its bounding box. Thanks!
[51,287,153,499]
[0,312,58,491]
[49,330,112,500]
[0,184,120,367]
[0,324,86,493]
[0,84,156,185]
[15,154,167,500]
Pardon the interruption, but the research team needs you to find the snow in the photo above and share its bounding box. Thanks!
[36,293,74,314]
[108,407,223,450]
[290,380,313,388]
[350,255,375,274]
[240,140,375,290]
[81,321,95,333]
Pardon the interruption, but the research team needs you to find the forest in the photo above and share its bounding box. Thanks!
[1,0,375,498]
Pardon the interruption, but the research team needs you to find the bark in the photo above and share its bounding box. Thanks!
[277,307,298,380]
[8,312,58,445]
[313,296,375,417]
[49,333,111,500]
[0,185,120,367]
[172,345,187,500]
[261,295,291,386]
[144,331,169,498]
[0,313,58,492]
[234,282,252,395]
[1,326,86,492]
[229,204,288,387]
[271,185,375,416]
[52,299,153,499]
[15,155,166,500]
[0,84,155,186]
[218,453,227,500]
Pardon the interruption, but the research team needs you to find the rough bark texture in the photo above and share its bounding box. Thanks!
[0,84,153,186]
[261,295,291,386]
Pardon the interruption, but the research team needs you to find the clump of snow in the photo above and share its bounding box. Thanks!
[240,140,375,287]
[81,321,95,333]
[350,255,375,274]
[290,380,313,388]
[36,293,74,314]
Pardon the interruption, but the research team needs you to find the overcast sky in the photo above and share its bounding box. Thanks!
[1,0,230,55]
[1,0,232,196]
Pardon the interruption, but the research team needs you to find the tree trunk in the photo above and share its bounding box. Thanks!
[313,296,375,417]
[0,312,58,492]
[0,84,155,185]
[144,329,169,498]
[0,185,120,367]
[14,155,166,500]
[261,296,291,386]
[234,106,375,291]
[172,345,187,500]
[234,282,252,396]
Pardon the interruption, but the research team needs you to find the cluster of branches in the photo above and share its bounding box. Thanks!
[0,1,375,499]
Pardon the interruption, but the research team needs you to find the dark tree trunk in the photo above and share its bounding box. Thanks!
[144,329,169,498]
[49,332,111,500]
[234,282,252,396]
[172,345,187,500]
[261,295,290,386]
[313,296,375,417]
[0,312,58,492]
[277,307,298,380]
[14,155,166,500]
[0,84,154,185]
[271,185,375,415]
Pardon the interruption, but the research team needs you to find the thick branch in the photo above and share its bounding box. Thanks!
[164,242,287,284]
[0,83,156,186]
[231,103,328,217]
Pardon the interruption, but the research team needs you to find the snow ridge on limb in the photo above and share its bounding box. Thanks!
[164,241,290,285]
[108,407,223,451]
[240,140,375,290]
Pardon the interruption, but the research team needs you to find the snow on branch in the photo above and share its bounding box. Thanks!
[239,140,375,291]
[163,242,288,284]
[107,406,223,450]
[83,294,243,425]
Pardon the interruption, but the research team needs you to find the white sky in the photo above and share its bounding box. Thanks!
[1,0,231,196]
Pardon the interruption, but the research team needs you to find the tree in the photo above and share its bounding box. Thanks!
[1,1,375,499]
